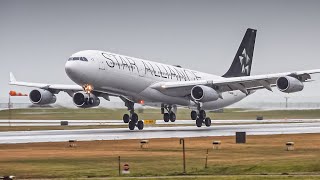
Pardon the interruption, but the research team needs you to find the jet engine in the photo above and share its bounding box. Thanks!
[73,92,100,108]
[191,85,220,102]
[276,76,304,93]
[29,89,56,105]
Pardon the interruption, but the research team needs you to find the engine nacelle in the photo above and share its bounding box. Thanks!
[73,92,100,108]
[191,85,220,102]
[276,76,304,93]
[29,89,56,105]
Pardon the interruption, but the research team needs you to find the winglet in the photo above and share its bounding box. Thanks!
[9,72,16,83]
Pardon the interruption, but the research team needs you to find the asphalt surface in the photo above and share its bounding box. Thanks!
[0,122,319,144]
[1,119,320,126]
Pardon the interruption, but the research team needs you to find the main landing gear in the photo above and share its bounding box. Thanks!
[161,104,176,122]
[122,98,144,130]
[191,104,211,128]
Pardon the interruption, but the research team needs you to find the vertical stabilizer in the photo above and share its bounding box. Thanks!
[222,28,256,77]
[9,72,16,83]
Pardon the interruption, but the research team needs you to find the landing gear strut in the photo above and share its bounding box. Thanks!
[192,104,211,128]
[161,104,176,122]
[121,97,144,130]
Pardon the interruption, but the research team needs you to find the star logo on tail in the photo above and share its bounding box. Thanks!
[239,48,251,75]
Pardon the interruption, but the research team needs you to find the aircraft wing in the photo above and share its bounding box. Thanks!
[151,69,320,96]
[9,72,113,100]
[9,72,83,93]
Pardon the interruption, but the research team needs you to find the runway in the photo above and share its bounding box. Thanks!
[1,119,320,126]
[0,122,320,144]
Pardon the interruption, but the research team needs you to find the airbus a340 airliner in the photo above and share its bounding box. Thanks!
[10,28,320,130]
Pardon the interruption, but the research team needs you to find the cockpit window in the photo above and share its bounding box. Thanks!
[80,57,88,61]
[68,57,88,62]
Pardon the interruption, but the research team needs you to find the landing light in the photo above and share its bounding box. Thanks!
[138,100,145,104]
[83,84,94,93]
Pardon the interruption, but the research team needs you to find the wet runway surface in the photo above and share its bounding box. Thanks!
[1,119,320,126]
[0,122,319,144]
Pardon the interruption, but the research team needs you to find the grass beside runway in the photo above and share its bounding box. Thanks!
[1,108,320,120]
[0,134,319,179]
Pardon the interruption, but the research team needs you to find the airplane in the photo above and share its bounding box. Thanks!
[9,28,320,130]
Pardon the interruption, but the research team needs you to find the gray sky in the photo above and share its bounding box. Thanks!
[1,0,320,105]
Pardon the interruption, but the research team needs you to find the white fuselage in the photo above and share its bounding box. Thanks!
[65,50,248,110]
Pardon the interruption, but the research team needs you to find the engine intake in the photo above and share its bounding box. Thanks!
[29,89,56,105]
[73,92,100,108]
[276,76,304,93]
[191,85,220,102]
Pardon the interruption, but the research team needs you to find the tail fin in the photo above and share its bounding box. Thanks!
[222,28,257,78]
[9,72,16,83]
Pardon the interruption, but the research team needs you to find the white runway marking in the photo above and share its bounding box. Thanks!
[0,122,319,144]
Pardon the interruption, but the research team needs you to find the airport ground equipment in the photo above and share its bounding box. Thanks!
[144,120,156,126]
[286,142,295,151]
[256,116,263,120]
[236,132,246,143]
[212,141,221,149]
[122,163,130,174]
[61,121,68,126]
[68,140,77,147]
[140,140,149,149]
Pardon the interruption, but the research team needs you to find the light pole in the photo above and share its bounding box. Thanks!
[285,96,289,109]
[8,94,11,126]
[8,91,28,126]
[179,138,186,174]
[205,149,209,168]
[118,156,121,176]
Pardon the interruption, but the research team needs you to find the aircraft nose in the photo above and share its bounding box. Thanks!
[65,60,80,82]
[65,58,86,84]
[65,61,74,76]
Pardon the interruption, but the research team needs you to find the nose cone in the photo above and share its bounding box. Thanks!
[65,61,74,78]
[65,61,81,83]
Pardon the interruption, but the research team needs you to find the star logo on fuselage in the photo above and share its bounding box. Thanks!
[239,48,250,75]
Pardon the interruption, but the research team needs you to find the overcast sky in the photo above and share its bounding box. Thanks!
[1,0,320,105]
